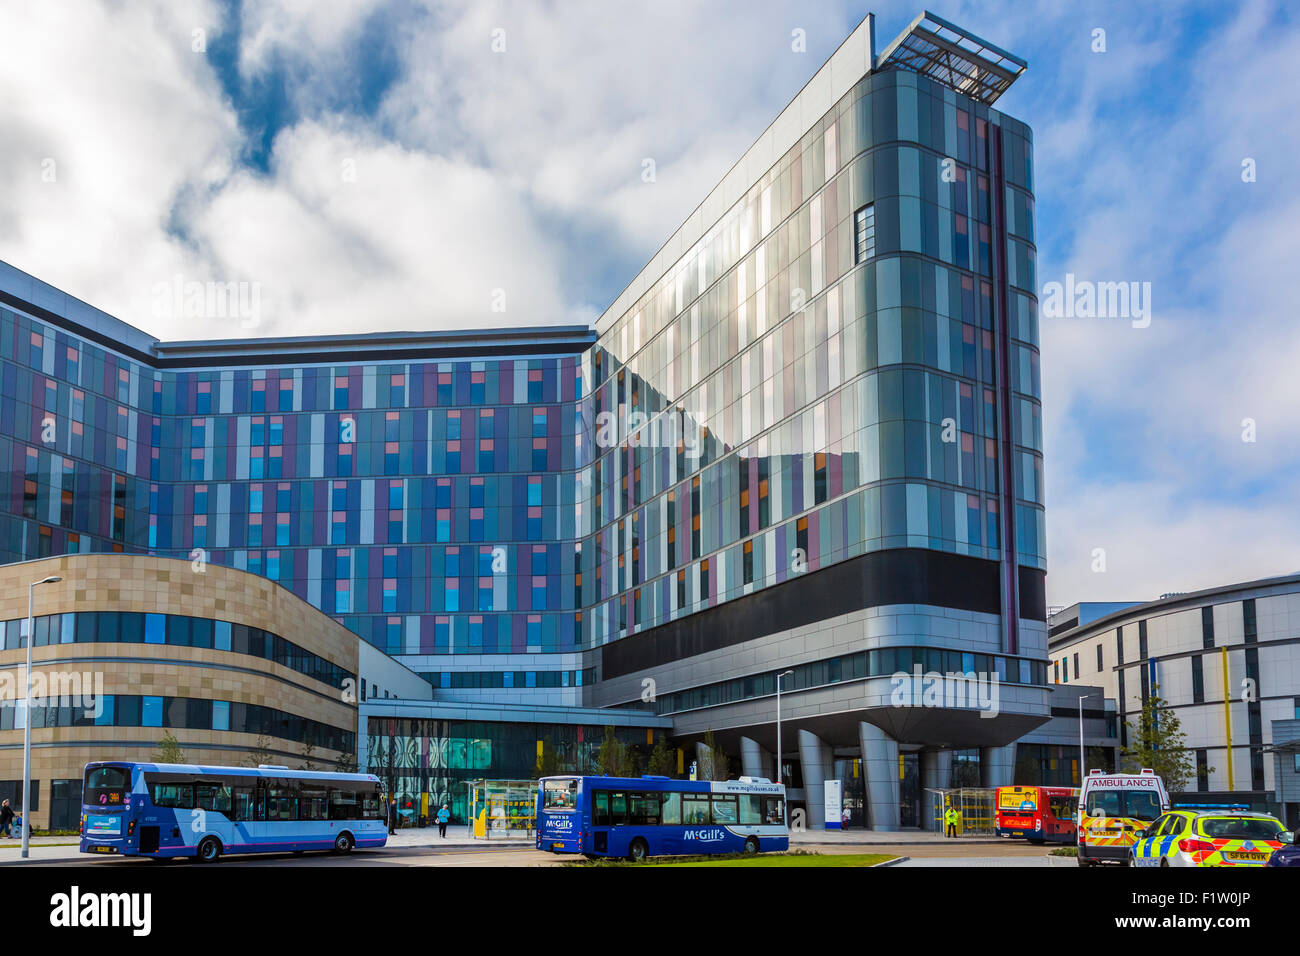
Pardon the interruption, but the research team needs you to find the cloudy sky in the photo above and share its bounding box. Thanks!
[0,0,1296,606]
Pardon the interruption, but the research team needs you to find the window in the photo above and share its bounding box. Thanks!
[150,782,193,809]
[232,786,256,821]
[329,790,360,820]
[1198,817,1284,841]
[661,792,681,825]
[1097,644,1104,672]
[762,797,786,825]
[609,792,627,827]
[542,778,577,810]
[195,783,232,815]
[265,784,297,821]
[854,204,876,263]
[299,789,329,821]
[739,795,763,825]
[84,766,128,807]
[593,790,610,826]
[711,795,738,825]
[682,795,710,825]
[629,792,661,826]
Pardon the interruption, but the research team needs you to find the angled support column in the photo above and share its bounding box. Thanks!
[921,750,953,832]
[739,736,774,780]
[859,722,900,831]
[981,744,1016,789]
[797,730,833,829]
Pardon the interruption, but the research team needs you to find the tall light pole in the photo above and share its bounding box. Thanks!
[775,670,794,787]
[1078,691,1098,787]
[22,575,61,860]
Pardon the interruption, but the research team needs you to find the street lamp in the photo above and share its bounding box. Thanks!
[22,575,61,860]
[1078,692,1099,787]
[775,670,794,788]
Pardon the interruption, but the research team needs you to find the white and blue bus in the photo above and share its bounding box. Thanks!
[79,761,388,862]
[536,775,788,860]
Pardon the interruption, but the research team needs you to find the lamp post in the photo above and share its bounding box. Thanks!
[1078,692,1098,787]
[22,575,61,859]
[775,670,794,787]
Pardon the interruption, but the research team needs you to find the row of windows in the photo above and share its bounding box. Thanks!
[143,775,382,822]
[590,790,785,827]
[0,611,352,690]
[635,645,1048,715]
[418,669,595,690]
[1,694,354,753]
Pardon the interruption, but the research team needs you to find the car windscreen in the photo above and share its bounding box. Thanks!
[1123,791,1163,822]
[1198,817,1283,841]
[1086,789,1161,821]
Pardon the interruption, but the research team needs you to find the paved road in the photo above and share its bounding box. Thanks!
[18,838,1064,867]
[28,844,559,867]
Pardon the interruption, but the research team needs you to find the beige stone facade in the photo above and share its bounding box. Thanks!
[0,555,359,830]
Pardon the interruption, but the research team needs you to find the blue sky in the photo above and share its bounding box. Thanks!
[0,0,1296,604]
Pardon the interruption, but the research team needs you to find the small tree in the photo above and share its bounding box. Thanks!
[646,735,676,777]
[597,726,632,776]
[535,735,564,777]
[298,740,320,772]
[701,730,730,781]
[241,734,277,768]
[154,730,186,764]
[1122,686,1201,793]
[333,748,358,774]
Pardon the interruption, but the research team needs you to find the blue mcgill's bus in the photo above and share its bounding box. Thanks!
[79,761,388,861]
[536,775,788,860]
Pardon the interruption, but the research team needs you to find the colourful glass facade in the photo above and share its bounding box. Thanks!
[0,67,1042,706]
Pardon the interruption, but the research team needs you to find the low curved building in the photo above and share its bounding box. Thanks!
[0,554,359,831]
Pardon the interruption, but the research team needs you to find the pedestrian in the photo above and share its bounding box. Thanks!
[0,799,13,838]
[944,803,961,838]
[841,806,851,830]
[437,803,450,838]
[387,798,397,835]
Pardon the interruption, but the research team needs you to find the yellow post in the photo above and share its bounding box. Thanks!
[1221,647,1233,791]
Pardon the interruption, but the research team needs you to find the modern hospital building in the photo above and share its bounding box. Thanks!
[0,12,1072,831]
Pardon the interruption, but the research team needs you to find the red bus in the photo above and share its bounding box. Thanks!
[995,786,1078,844]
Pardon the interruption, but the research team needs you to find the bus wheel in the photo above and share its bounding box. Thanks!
[627,838,648,863]
[196,837,222,864]
[744,837,760,856]
[333,832,354,854]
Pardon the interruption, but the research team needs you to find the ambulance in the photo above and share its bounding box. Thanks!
[1076,768,1169,866]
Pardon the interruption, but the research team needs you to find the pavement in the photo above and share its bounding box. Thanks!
[0,827,1060,866]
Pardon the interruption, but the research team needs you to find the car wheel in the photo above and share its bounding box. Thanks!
[196,837,221,864]
[628,838,648,862]
[1159,858,1169,867]
[1077,854,1092,867]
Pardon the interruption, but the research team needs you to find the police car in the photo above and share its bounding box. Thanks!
[1130,806,1288,867]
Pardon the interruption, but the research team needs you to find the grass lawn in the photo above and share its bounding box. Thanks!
[664,853,895,868]
[569,852,895,867]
